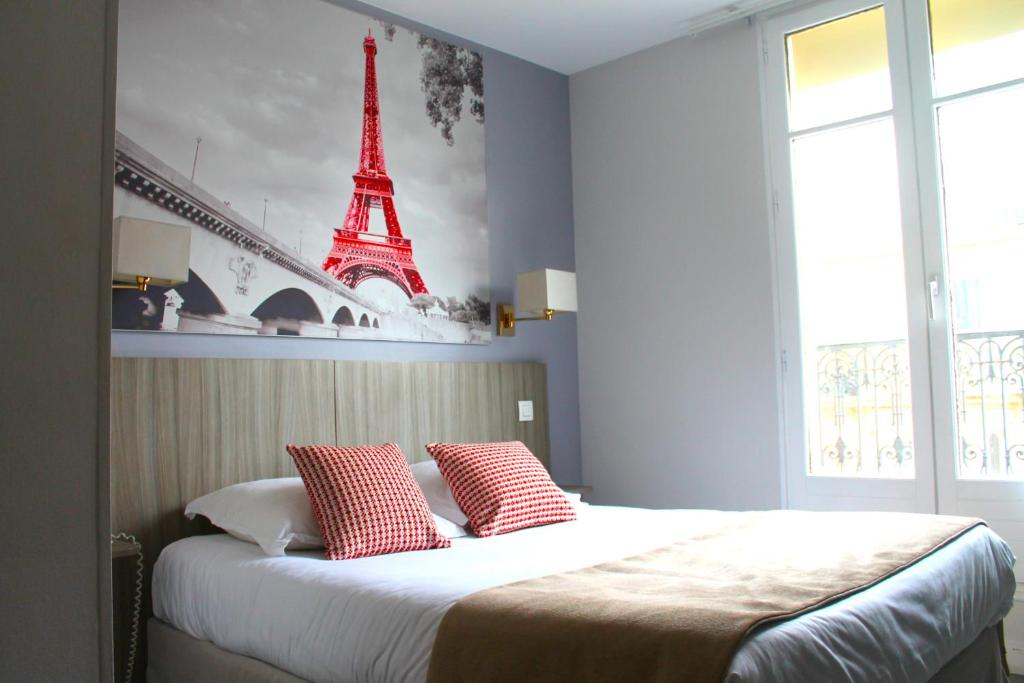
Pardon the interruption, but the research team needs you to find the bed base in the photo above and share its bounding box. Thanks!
[146,617,1009,683]
[147,619,305,683]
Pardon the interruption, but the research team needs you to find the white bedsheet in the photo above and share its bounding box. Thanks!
[153,505,1015,683]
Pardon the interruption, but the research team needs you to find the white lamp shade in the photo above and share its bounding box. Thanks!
[517,269,577,314]
[113,216,191,286]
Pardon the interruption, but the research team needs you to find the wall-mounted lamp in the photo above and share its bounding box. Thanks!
[498,268,577,337]
[112,216,191,292]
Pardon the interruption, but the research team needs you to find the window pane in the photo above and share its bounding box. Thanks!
[929,0,1024,97]
[791,118,914,478]
[939,87,1024,479]
[786,7,892,131]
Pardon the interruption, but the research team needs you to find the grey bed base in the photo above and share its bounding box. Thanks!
[146,617,1010,683]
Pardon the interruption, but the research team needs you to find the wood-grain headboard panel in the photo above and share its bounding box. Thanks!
[111,358,549,557]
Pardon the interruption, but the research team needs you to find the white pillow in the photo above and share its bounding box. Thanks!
[186,477,467,555]
[432,513,468,539]
[410,460,469,526]
[185,478,322,556]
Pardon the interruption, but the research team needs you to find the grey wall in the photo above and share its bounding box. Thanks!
[570,23,783,510]
[1,1,114,680]
[111,0,582,485]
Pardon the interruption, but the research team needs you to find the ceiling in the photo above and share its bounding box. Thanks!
[356,0,772,74]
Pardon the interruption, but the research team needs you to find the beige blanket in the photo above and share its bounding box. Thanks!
[427,511,981,683]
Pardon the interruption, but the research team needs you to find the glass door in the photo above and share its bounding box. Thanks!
[764,0,937,512]
[900,0,1024,664]
[788,8,914,480]
[906,0,1024,487]
[766,0,1024,656]
[940,89,1024,480]
[765,0,1024,516]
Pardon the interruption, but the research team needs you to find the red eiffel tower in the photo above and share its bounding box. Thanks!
[322,30,428,298]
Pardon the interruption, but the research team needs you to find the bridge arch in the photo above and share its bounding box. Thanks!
[113,268,227,331]
[251,288,324,324]
[332,306,356,326]
[358,313,371,328]
[372,318,379,329]
[179,269,227,316]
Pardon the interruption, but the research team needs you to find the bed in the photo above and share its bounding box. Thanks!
[149,503,1015,683]
[109,359,1016,682]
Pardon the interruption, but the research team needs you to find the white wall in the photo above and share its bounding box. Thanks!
[570,22,783,510]
[0,1,114,679]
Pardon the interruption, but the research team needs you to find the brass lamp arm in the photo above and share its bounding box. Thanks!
[512,310,555,323]
[497,304,555,336]
[112,275,152,292]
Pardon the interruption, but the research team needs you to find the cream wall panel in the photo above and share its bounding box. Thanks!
[1,4,114,676]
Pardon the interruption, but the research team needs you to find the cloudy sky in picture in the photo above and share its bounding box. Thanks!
[116,0,488,310]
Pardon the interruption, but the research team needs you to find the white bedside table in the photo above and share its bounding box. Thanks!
[560,484,592,501]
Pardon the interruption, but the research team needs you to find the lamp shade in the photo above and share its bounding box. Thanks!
[517,269,577,314]
[113,216,191,286]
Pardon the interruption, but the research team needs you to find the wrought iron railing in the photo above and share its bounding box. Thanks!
[812,339,914,477]
[954,330,1024,478]
[811,330,1024,479]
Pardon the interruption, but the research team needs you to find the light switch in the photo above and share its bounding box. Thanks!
[517,400,534,422]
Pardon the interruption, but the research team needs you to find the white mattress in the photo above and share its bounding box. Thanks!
[153,505,1016,683]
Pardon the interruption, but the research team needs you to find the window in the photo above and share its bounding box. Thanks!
[785,6,914,478]
[763,0,1024,512]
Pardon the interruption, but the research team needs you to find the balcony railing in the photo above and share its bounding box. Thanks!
[811,330,1024,479]
[954,330,1024,478]
[812,339,915,477]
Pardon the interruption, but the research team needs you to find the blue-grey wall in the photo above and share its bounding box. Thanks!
[112,0,581,484]
[571,24,779,509]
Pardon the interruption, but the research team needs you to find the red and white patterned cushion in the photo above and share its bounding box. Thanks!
[426,441,576,537]
[287,443,451,560]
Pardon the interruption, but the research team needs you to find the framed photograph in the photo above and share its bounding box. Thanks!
[113,0,490,344]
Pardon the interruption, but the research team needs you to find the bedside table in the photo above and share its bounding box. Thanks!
[560,484,592,501]
[111,538,136,560]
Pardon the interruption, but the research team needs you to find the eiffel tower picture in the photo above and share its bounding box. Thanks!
[322,31,429,299]
[114,0,489,343]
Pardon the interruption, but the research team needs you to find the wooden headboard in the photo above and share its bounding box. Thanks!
[111,358,549,555]
[109,358,548,680]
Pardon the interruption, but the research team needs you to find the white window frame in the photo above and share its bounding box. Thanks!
[762,0,1024,514]
[759,0,938,513]
[900,0,1024,512]
[761,2,1024,663]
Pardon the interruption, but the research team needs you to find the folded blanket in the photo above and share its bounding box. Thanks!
[428,511,981,683]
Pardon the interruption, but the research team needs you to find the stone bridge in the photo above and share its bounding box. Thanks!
[114,132,476,342]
